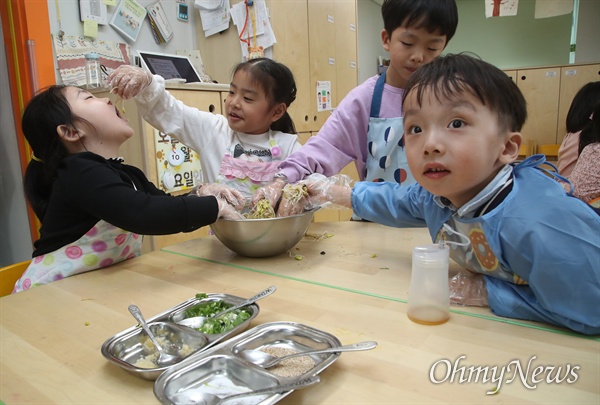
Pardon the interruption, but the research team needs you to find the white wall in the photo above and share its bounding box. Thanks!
[0,15,34,266]
[575,0,600,63]
[47,0,199,80]
[357,0,385,84]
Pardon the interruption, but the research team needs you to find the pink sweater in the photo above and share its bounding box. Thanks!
[557,131,581,177]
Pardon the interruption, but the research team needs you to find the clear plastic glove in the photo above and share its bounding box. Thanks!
[195,183,246,211]
[449,271,489,307]
[276,183,310,217]
[106,65,153,99]
[301,173,353,209]
[251,177,286,211]
[215,197,244,220]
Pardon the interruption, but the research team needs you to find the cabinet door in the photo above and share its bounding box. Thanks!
[556,64,600,143]
[144,90,223,251]
[143,90,222,186]
[516,67,561,145]
[335,0,358,106]
[504,69,517,82]
[308,0,337,130]
[268,0,313,133]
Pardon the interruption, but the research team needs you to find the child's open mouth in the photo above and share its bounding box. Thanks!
[424,167,450,179]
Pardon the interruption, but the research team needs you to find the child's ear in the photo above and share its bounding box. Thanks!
[499,132,522,164]
[271,103,287,123]
[57,124,80,143]
[381,29,390,52]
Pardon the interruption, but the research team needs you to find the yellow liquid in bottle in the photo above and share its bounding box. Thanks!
[407,305,449,325]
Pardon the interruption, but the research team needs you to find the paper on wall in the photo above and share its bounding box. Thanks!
[534,0,573,18]
[317,81,332,112]
[230,0,276,60]
[109,0,146,42]
[195,0,231,37]
[146,1,174,43]
[485,0,519,18]
[80,0,108,25]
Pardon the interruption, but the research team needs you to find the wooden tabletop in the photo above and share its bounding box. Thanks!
[1,222,598,404]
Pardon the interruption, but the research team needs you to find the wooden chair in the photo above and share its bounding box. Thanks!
[0,260,30,297]
[537,144,561,160]
[518,144,528,159]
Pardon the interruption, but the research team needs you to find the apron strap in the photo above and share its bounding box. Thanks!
[370,71,387,118]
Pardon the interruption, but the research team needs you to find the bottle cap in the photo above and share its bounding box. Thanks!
[84,52,100,60]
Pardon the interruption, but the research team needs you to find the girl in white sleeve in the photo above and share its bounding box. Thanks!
[108,58,302,199]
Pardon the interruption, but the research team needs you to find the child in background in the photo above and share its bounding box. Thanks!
[305,54,600,335]
[15,86,244,293]
[107,58,302,199]
[557,81,600,177]
[253,0,458,214]
[565,103,600,206]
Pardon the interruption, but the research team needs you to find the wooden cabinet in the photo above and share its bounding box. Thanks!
[556,64,600,143]
[515,67,562,146]
[195,0,358,135]
[505,63,600,149]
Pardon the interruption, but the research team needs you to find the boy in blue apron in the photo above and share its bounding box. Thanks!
[304,53,600,335]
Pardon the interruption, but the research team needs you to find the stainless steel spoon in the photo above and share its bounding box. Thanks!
[169,375,320,405]
[177,285,277,329]
[128,304,182,367]
[239,341,378,369]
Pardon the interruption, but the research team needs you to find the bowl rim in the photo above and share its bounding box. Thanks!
[212,207,319,223]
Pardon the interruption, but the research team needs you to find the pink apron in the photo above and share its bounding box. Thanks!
[13,220,142,293]
[216,133,283,199]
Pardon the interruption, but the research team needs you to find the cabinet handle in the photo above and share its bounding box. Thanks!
[208,104,215,113]
[304,115,309,122]
[521,75,527,80]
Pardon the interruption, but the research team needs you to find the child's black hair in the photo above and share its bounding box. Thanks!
[566,81,600,134]
[402,52,527,133]
[232,58,297,134]
[22,85,73,220]
[381,0,458,43]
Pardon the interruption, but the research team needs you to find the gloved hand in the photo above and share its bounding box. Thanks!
[195,183,246,211]
[107,65,153,99]
[215,197,244,220]
[251,177,286,211]
[276,183,310,217]
[301,173,353,209]
[449,271,489,307]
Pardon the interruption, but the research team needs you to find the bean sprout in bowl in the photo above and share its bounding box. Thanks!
[210,209,316,258]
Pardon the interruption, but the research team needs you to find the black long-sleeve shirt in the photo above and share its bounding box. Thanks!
[33,152,218,256]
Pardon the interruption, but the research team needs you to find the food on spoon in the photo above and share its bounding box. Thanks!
[260,347,316,378]
[183,293,252,334]
[133,334,194,369]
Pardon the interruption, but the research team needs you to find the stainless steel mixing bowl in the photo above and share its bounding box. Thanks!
[209,209,316,257]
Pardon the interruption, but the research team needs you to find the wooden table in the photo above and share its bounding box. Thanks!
[1,222,598,404]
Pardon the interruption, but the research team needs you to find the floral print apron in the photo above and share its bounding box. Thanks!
[13,220,142,293]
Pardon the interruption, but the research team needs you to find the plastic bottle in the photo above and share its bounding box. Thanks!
[84,52,102,88]
[407,244,450,325]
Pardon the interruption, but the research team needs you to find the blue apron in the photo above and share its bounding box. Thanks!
[364,71,415,185]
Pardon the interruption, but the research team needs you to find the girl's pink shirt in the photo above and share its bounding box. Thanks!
[557,130,581,177]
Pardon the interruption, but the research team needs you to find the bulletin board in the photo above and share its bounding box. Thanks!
[153,129,202,193]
